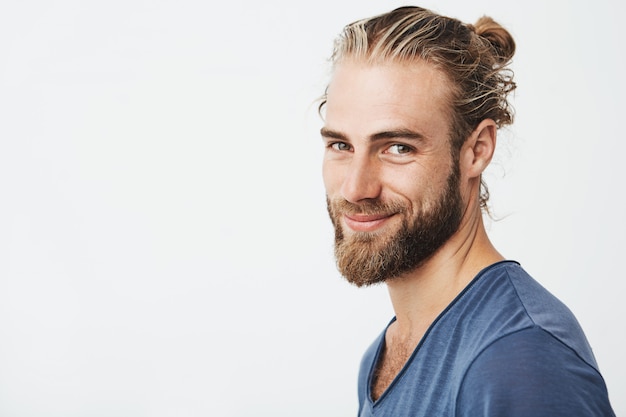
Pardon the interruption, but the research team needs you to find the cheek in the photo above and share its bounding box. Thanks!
[322,161,341,194]
[393,165,448,204]
[386,164,428,193]
[321,161,330,186]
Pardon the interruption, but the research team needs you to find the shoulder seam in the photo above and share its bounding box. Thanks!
[503,267,602,375]
[503,266,537,326]
[455,326,606,416]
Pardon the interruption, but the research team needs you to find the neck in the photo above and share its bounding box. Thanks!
[385,208,503,343]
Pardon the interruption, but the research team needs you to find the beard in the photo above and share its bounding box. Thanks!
[327,163,464,287]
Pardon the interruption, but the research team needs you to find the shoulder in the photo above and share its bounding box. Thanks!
[462,262,598,366]
[491,262,599,368]
[456,326,614,417]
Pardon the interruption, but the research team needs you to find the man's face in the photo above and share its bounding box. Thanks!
[321,59,464,286]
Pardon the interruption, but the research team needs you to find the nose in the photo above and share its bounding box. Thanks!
[340,153,382,203]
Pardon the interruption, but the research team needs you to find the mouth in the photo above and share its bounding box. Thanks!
[342,213,397,232]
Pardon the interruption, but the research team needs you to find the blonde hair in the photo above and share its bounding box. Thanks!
[320,6,517,210]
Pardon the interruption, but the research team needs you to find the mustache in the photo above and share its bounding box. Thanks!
[326,197,407,216]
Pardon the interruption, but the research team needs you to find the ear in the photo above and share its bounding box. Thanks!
[460,119,497,179]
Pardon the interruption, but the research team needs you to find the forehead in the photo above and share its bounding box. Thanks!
[324,59,453,140]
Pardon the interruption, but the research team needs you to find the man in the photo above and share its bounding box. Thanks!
[319,6,614,416]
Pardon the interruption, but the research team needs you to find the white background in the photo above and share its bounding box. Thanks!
[0,0,623,415]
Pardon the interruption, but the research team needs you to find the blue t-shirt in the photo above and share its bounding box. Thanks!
[357,261,615,416]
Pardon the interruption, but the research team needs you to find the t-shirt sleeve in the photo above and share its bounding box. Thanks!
[456,326,615,417]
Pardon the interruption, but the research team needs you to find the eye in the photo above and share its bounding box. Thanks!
[387,144,413,155]
[330,142,352,152]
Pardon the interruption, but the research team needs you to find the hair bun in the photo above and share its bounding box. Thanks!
[470,16,515,63]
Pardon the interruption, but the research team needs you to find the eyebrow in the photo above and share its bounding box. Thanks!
[320,127,347,140]
[320,127,426,142]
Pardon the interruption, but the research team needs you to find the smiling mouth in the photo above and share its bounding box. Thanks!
[343,213,396,232]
